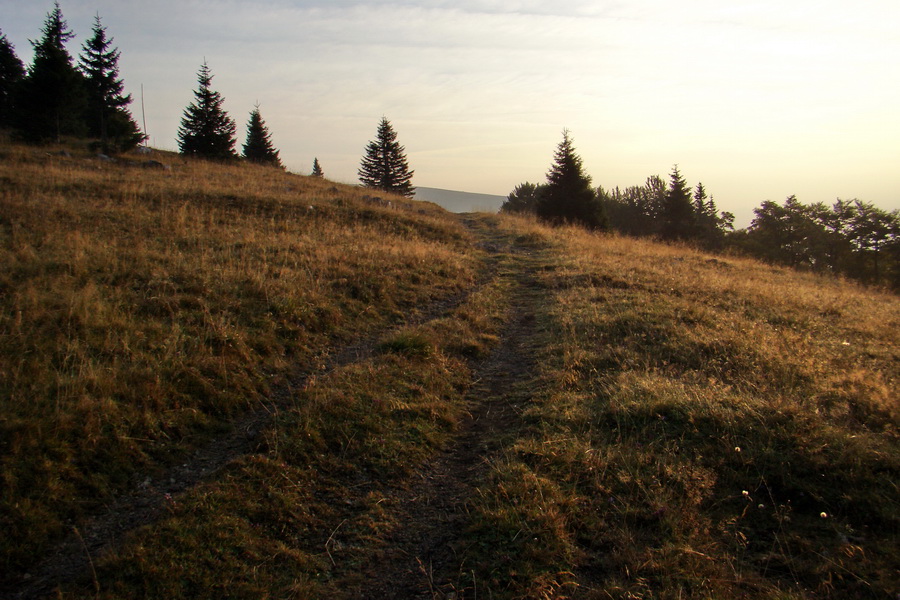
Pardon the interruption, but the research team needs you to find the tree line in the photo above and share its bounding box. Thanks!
[177,68,415,195]
[0,3,286,167]
[1,4,142,153]
[173,65,416,196]
[503,131,900,290]
[5,5,895,288]
[502,131,735,244]
[732,196,900,288]
[1,2,418,190]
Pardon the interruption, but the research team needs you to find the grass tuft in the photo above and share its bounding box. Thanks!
[377,330,435,357]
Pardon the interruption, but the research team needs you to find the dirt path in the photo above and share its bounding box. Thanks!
[10,265,496,600]
[11,214,549,600]
[344,218,550,599]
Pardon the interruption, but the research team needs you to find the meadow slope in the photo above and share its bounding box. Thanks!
[1,144,897,599]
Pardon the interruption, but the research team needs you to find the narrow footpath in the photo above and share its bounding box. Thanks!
[12,214,554,600]
[343,217,552,599]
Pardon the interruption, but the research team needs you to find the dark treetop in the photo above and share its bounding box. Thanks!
[177,61,237,160]
[358,116,414,198]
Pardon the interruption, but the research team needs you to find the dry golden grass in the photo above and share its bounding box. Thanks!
[55,258,512,599]
[3,144,898,599]
[464,213,898,599]
[0,141,477,579]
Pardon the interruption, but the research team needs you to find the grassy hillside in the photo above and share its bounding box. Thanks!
[465,220,899,598]
[1,142,897,599]
[0,142,478,586]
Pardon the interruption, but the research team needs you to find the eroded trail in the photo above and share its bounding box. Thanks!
[342,218,551,599]
[11,214,553,600]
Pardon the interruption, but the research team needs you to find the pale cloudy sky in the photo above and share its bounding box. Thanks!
[3,0,899,225]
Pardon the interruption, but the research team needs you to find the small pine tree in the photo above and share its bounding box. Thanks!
[0,30,25,129]
[501,181,544,214]
[177,61,237,160]
[311,157,324,178]
[242,105,282,168]
[78,15,143,153]
[16,2,87,142]
[358,117,414,197]
[536,130,606,229]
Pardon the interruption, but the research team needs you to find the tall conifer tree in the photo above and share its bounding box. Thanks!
[78,14,143,152]
[691,182,728,247]
[661,165,695,240]
[0,31,25,129]
[242,105,282,168]
[536,130,606,229]
[16,2,86,142]
[358,117,414,197]
[692,182,708,218]
[177,61,237,160]
[311,157,324,177]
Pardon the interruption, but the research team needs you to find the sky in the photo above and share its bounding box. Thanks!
[2,0,899,226]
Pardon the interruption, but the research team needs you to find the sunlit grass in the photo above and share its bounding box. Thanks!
[0,141,476,578]
[57,263,512,599]
[465,214,898,599]
[3,143,897,599]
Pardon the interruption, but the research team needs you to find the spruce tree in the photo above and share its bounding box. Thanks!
[16,2,87,142]
[311,157,324,177]
[692,182,711,236]
[692,182,708,219]
[0,30,25,129]
[692,182,728,248]
[78,14,143,153]
[242,105,282,168]
[661,165,695,240]
[358,117,414,197]
[536,130,606,229]
[177,61,237,160]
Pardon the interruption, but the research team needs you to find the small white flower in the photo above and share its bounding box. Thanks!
[820,512,828,518]
[742,490,750,498]
[758,503,765,509]
[734,446,741,453]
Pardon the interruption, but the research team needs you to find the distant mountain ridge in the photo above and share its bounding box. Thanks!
[414,186,505,214]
